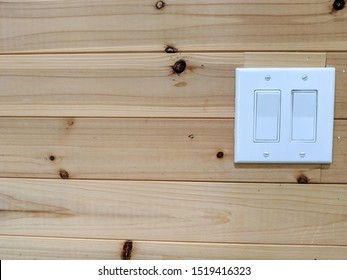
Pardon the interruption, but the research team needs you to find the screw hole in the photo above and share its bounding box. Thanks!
[49,155,55,161]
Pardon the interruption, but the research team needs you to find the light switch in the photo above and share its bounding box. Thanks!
[235,67,335,164]
[291,90,317,142]
[254,90,281,142]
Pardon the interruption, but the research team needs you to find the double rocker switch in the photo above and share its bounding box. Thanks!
[235,68,335,164]
[254,89,317,143]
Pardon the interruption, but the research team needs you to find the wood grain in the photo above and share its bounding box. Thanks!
[0,117,319,182]
[1,236,346,260]
[321,120,347,183]
[1,0,345,261]
[0,52,325,118]
[0,179,346,245]
[244,52,326,68]
[0,1,346,53]
[0,53,242,118]
[327,53,347,119]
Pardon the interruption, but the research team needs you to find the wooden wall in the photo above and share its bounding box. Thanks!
[0,0,347,259]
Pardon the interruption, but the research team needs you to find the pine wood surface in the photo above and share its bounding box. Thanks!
[0,117,320,182]
[327,53,347,119]
[1,236,346,260]
[1,0,347,260]
[321,120,347,183]
[0,179,346,245]
[0,52,326,118]
[0,1,346,53]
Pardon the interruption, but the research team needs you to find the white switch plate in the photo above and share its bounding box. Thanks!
[234,68,335,164]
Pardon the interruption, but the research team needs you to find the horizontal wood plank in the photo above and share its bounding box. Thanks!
[0,1,346,53]
[1,236,346,260]
[1,179,346,245]
[0,52,325,118]
[0,53,242,118]
[0,117,320,182]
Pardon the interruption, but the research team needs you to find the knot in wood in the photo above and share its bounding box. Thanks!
[173,60,186,74]
[59,170,69,179]
[156,1,165,9]
[334,0,345,10]
[165,46,177,53]
[216,151,224,159]
[297,175,309,184]
[121,240,133,260]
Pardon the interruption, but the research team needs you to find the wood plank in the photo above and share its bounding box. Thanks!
[0,53,242,118]
[0,1,346,53]
[1,236,346,260]
[0,117,320,182]
[0,179,346,245]
[321,120,347,183]
[327,53,347,119]
[0,53,325,118]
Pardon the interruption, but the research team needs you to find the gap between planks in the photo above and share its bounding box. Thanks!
[0,50,337,56]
